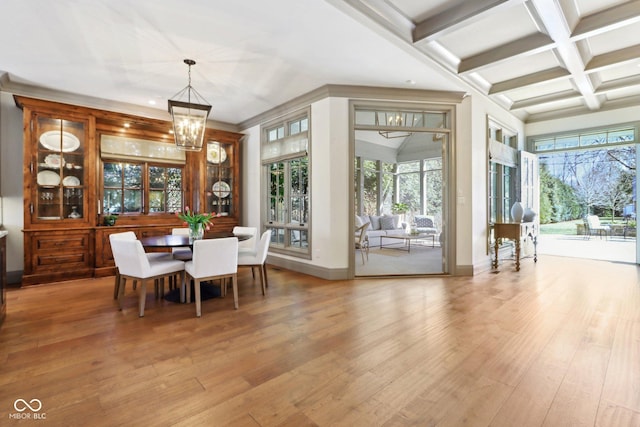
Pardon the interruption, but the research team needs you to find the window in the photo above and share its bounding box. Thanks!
[532,127,635,152]
[100,134,185,215]
[488,118,518,224]
[262,110,310,257]
[102,162,183,214]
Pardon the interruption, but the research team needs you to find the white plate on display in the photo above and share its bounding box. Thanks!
[207,142,227,164]
[44,154,65,168]
[37,170,61,186]
[62,176,81,186]
[212,181,231,198]
[39,130,80,152]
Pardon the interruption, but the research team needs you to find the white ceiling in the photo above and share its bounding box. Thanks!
[1,0,640,126]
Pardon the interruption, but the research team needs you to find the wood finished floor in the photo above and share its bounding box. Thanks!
[1,256,639,426]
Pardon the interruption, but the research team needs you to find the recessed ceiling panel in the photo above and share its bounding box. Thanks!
[478,51,561,84]
[586,25,640,55]
[506,79,577,101]
[437,4,539,58]
[575,0,629,16]
[523,97,585,115]
[597,63,640,81]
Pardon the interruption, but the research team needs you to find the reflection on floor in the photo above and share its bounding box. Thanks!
[356,242,444,276]
[538,233,636,264]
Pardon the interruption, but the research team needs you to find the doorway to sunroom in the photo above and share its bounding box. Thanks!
[352,105,452,276]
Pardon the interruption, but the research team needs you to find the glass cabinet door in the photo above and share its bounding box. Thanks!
[34,116,86,221]
[206,141,234,217]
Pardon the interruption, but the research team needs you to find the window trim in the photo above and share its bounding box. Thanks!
[261,107,311,258]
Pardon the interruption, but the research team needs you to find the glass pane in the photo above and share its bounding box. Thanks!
[399,172,420,212]
[268,162,285,223]
[124,189,142,213]
[425,112,447,128]
[104,189,122,214]
[354,110,376,126]
[300,118,308,132]
[167,190,181,213]
[271,228,285,245]
[103,163,122,187]
[363,166,378,215]
[580,132,606,146]
[167,168,182,190]
[534,139,554,151]
[124,164,142,188]
[290,229,308,248]
[608,129,634,143]
[149,190,164,212]
[397,161,420,173]
[290,121,300,135]
[555,136,579,149]
[149,166,165,189]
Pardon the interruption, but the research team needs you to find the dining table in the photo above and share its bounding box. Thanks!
[139,231,253,304]
[139,231,252,249]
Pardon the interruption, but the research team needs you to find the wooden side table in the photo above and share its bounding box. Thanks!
[492,222,537,271]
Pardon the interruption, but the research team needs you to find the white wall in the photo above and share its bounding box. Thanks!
[240,125,261,229]
[0,92,25,277]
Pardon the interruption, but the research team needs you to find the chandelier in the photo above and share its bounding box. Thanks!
[375,111,414,139]
[168,59,211,151]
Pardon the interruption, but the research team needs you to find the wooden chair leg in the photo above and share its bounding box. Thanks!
[231,274,239,310]
[117,276,127,310]
[195,279,202,317]
[139,279,147,317]
[185,275,192,305]
[259,265,266,295]
[263,264,269,288]
[113,268,121,299]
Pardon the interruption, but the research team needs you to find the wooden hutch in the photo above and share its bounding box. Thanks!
[16,96,243,285]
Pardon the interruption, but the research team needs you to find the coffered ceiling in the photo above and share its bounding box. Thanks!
[341,0,640,123]
[1,0,639,125]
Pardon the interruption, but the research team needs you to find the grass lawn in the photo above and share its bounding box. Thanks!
[539,220,581,235]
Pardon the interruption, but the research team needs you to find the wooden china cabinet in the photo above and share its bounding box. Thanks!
[16,96,243,285]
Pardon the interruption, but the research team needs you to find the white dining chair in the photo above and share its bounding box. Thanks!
[109,231,171,299]
[237,230,272,295]
[233,226,257,254]
[171,227,193,260]
[112,239,185,317]
[184,237,238,317]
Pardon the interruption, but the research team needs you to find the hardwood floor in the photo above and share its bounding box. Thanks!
[1,256,639,426]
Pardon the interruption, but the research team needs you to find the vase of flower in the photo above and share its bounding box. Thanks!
[188,223,205,243]
[176,206,215,243]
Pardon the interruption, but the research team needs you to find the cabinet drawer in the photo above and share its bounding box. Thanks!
[36,234,89,252]
[37,252,89,267]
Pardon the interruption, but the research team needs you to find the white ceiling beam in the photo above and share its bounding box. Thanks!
[595,74,640,95]
[412,0,526,43]
[489,66,571,94]
[458,33,554,73]
[572,0,640,40]
[527,0,601,110]
[509,89,581,110]
[584,44,640,73]
[336,0,415,42]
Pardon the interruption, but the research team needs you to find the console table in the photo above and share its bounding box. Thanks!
[492,222,537,271]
